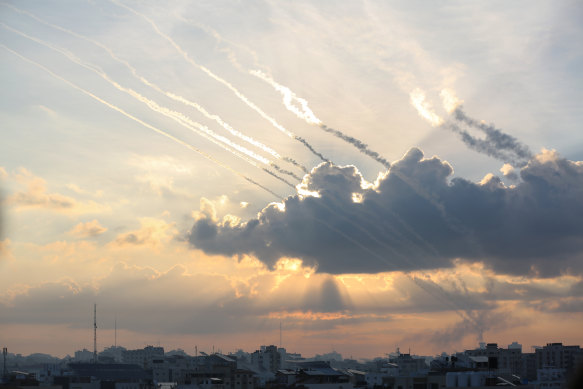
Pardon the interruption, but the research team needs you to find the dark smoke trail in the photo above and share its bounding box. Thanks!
[444,121,531,167]
[262,168,296,188]
[283,157,309,174]
[320,124,391,169]
[270,163,302,181]
[452,107,532,166]
[244,178,285,199]
[294,135,329,162]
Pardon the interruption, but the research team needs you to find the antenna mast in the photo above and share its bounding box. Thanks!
[93,303,97,363]
[279,321,282,348]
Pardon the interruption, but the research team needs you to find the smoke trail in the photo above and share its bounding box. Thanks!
[177,17,268,74]
[262,168,296,188]
[0,44,283,199]
[453,107,532,165]
[0,4,310,174]
[270,164,302,181]
[1,23,283,174]
[111,0,328,163]
[410,88,444,127]
[250,70,322,125]
[444,121,531,167]
[437,88,532,166]
[319,125,391,169]
[295,136,328,162]
[251,70,391,169]
[283,157,309,174]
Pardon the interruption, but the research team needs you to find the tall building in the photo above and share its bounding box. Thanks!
[535,343,582,373]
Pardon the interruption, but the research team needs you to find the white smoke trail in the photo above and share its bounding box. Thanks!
[250,70,322,125]
[1,4,291,167]
[110,0,328,162]
[0,43,283,199]
[409,88,444,127]
[176,17,268,74]
[440,88,463,114]
[1,23,276,170]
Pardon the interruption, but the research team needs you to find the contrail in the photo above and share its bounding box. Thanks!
[270,164,302,181]
[1,23,283,174]
[1,3,309,175]
[250,70,322,125]
[443,121,529,167]
[176,17,268,74]
[0,44,283,199]
[319,125,391,169]
[262,168,296,188]
[410,88,444,127]
[283,157,309,173]
[251,70,391,169]
[452,107,532,165]
[438,88,532,166]
[110,0,328,163]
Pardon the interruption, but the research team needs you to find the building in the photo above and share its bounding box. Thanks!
[535,343,582,374]
[250,346,281,373]
[122,346,165,369]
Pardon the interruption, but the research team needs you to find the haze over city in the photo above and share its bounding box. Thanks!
[1,0,582,361]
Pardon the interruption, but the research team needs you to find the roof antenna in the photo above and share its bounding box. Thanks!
[93,303,97,363]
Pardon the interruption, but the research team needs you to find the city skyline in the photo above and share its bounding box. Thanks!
[1,1,582,359]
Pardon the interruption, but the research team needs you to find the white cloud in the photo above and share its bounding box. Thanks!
[68,220,107,238]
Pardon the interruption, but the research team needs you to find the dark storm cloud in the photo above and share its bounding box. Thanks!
[188,147,583,277]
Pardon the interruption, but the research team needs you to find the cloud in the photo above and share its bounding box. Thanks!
[68,220,108,238]
[188,147,583,277]
[4,168,108,214]
[110,217,177,249]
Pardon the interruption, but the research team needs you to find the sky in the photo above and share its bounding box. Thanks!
[1,0,582,359]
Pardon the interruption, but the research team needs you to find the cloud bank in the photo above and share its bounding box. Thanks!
[188,148,583,277]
